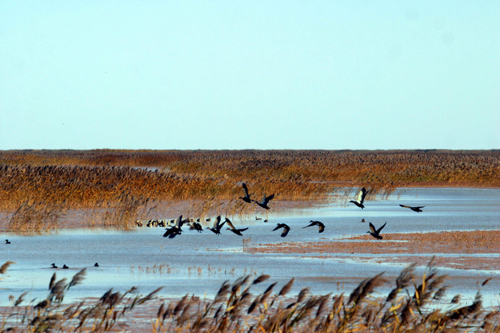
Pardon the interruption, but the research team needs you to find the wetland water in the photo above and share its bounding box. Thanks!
[1,188,500,306]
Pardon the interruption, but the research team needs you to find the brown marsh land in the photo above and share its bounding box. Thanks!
[0,149,498,232]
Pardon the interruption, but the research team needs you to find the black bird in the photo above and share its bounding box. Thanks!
[163,215,184,238]
[350,187,368,209]
[303,220,325,233]
[400,205,425,213]
[5,239,10,244]
[225,218,249,236]
[94,263,99,267]
[207,215,226,235]
[368,222,387,240]
[51,263,58,269]
[239,183,253,203]
[62,264,69,269]
[360,218,366,223]
[273,223,290,237]
[255,193,275,210]
[189,221,204,233]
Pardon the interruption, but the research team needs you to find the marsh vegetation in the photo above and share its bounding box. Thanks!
[1,259,498,332]
[1,150,498,233]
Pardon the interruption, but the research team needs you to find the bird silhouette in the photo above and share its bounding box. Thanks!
[94,263,99,267]
[51,263,58,269]
[225,218,249,236]
[368,222,387,240]
[163,215,184,238]
[189,221,204,233]
[5,239,10,244]
[350,187,368,209]
[400,205,425,213]
[62,264,69,269]
[273,223,290,237]
[255,193,275,210]
[303,220,325,233]
[360,218,366,223]
[207,215,226,235]
[239,183,253,203]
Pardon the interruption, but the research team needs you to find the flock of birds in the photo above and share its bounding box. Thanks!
[162,184,425,240]
[49,263,99,269]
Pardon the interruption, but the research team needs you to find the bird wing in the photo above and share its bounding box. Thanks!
[175,215,183,228]
[369,222,376,234]
[237,227,249,232]
[377,222,387,234]
[281,226,290,237]
[359,187,368,204]
[415,206,425,209]
[265,194,275,203]
[242,183,250,197]
[225,219,236,230]
[273,224,284,231]
[318,223,325,233]
[400,205,411,209]
[260,194,267,204]
[214,216,221,229]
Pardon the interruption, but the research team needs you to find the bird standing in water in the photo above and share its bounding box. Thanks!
[5,239,10,244]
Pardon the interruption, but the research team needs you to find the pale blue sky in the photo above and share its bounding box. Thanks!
[1,1,499,150]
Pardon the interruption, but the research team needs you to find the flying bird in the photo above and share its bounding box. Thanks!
[303,220,325,233]
[368,222,387,240]
[239,183,253,203]
[225,218,249,236]
[350,187,368,209]
[400,205,425,213]
[255,193,275,210]
[207,215,226,235]
[189,221,204,233]
[163,215,184,238]
[273,223,290,237]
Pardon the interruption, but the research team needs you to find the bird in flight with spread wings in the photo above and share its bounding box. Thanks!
[350,187,368,209]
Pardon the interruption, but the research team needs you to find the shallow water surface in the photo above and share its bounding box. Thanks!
[1,188,499,306]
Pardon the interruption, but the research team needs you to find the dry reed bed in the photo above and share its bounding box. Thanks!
[1,259,499,332]
[0,150,498,232]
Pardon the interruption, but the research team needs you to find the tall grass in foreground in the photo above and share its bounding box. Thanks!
[1,259,498,332]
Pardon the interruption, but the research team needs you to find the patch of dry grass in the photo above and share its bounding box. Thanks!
[1,259,498,332]
[0,149,498,232]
